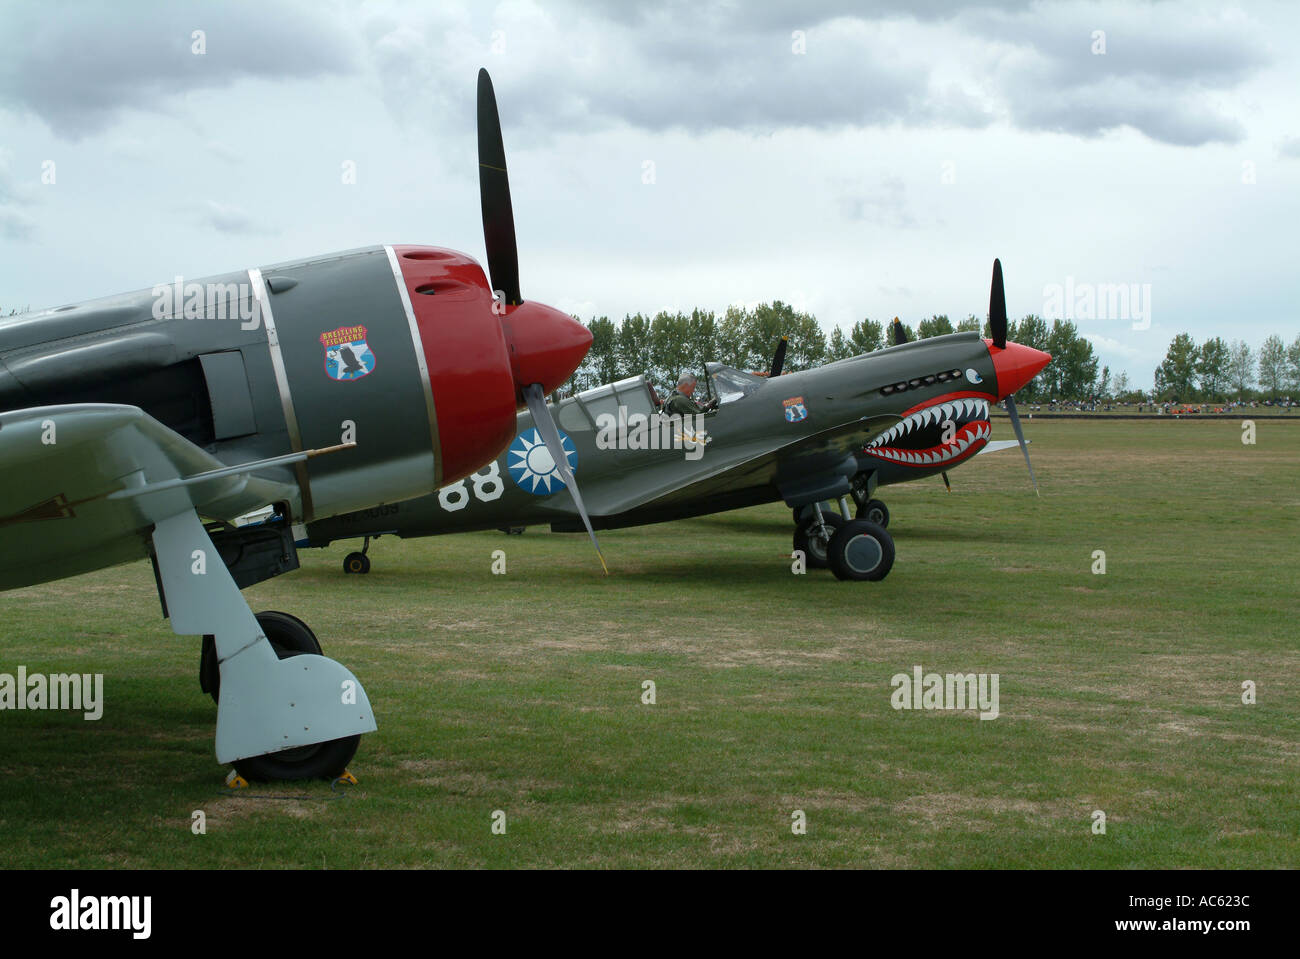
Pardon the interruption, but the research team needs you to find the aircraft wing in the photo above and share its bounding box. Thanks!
[977,439,1026,455]
[582,414,900,516]
[0,404,298,590]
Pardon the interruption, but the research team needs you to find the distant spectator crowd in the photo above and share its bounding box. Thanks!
[1012,397,1298,414]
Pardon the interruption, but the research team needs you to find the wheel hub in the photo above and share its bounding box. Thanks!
[844,533,883,573]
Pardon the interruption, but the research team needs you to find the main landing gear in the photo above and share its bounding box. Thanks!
[200,612,360,781]
[827,519,894,581]
[793,508,843,568]
[153,510,376,782]
[793,502,895,581]
[343,536,372,574]
[857,498,889,528]
[795,496,890,529]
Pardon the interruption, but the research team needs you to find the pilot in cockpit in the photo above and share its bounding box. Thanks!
[663,373,719,416]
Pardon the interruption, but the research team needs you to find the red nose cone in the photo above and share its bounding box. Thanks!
[502,301,592,399]
[986,340,1051,399]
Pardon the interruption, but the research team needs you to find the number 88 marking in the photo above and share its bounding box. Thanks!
[438,461,504,512]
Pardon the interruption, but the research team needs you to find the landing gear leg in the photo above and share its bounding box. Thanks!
[792,502,844,569]
[849,472,883,525]
[343,537,372,575]
[154,509,376,781]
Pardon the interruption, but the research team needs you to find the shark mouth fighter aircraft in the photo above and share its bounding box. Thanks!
[305,260,1051,582]
[844,297,1040,527]
[0,70,592,780]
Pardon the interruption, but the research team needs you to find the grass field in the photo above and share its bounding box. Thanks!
[1,418,1296,868]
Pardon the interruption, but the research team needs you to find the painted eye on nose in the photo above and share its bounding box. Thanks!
[965,368,983,384]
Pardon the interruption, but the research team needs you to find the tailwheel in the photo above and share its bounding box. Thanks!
[207,611,358,782]
[792,510,844,569]
[343,536,373,574]
[857,498,890,528]
[828,520,895,581]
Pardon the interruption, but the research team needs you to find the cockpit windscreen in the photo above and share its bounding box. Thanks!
[706,363,766,404]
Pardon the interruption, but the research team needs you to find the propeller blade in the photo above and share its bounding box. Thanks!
[941,471,951,493]
[1004,394,1039,496]
[769,336,788,378]
[891,317,909,345]
[989,258,1007,349]
[477,68,522,307]
[522,383,608,574]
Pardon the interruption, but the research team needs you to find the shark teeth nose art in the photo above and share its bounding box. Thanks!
[863,398,992,466]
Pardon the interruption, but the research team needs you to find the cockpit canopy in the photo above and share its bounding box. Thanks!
[706,362,766,405]
[550,365,765,433]
[555,375,657,432]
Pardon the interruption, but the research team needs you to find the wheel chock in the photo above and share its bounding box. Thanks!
[335,770,359,786]
[224,769,250,789]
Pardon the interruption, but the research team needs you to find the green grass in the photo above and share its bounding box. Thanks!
[1,418,1296,868]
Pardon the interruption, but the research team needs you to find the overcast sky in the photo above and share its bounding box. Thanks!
[2,0,1297,388]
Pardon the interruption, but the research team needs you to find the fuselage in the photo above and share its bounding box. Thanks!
[0,244,590,590]
[305,330,1049,544]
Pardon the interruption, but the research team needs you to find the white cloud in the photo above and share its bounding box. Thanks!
[203,201,271,236]
[1,0,1297,395]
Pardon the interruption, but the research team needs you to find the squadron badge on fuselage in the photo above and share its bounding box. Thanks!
[783,396,808,423]
[320,325,376,381]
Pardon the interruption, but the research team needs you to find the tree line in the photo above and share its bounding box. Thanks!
[10,302,1291,404]
[564,302,1099,403]
[1153,333,1300,403]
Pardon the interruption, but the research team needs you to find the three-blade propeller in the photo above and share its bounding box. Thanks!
[987,258,1039,496]
[478,69,607,572]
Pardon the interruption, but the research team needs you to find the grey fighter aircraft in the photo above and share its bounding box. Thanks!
[0,70,593,780]
[306,261,1051,581]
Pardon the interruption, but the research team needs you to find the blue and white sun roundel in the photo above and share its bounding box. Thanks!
[507,428,578,495]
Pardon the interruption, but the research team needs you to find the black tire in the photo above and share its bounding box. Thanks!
[199,635,219,699]
[234,733,361,783]
[343,551,370,574]
[857,498,890,528]
[204,610,323,705]
[792,511,844,569]
[221,611,354,782]
[828,520,895,582]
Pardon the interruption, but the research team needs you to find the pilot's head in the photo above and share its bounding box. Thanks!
[677,374,698,396]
